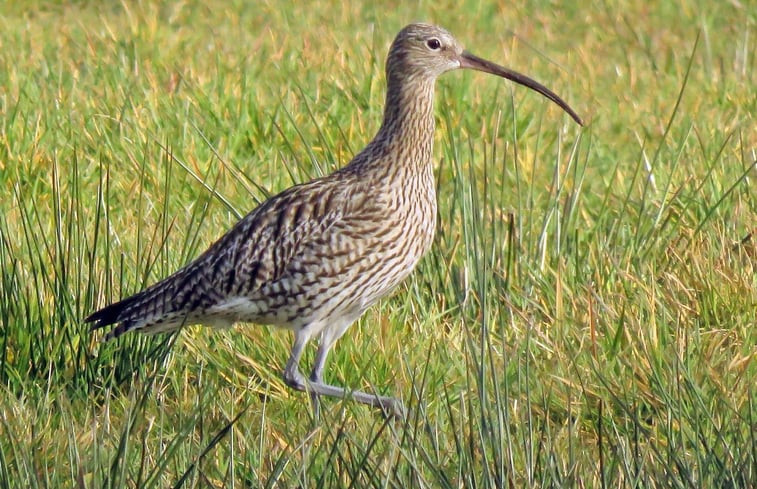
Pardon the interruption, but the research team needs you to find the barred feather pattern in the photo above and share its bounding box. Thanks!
[86,39,441,343]
[85,21,585,416]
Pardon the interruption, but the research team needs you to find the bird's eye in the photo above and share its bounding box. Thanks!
[426,38,441,50]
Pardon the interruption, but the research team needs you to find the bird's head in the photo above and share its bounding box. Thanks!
[386,23,464,80]
[387,23,583,125]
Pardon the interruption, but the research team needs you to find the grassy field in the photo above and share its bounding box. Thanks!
[1,0,755,487]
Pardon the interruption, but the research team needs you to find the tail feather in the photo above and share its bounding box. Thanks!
[85,296,134,330]
[86,240,227,340]
[85,292,148,340]
[85,278,181,340]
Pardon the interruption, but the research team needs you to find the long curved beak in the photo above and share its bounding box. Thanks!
[460,51,583,126]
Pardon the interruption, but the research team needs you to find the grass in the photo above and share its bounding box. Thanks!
[1,0,755,487]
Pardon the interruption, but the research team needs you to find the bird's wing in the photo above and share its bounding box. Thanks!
[86,175,363,337]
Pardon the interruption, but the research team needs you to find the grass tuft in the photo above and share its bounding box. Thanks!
[1,1,754,487]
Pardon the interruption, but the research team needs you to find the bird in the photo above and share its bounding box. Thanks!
[86,23,583,417]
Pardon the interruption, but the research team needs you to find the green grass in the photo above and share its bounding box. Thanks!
[1,0,755,487]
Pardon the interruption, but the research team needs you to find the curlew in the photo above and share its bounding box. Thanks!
[87,23,583,416]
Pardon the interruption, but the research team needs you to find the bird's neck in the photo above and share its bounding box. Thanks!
[347,77,436,176]
[383,75,436,127]
[378,77,436,159]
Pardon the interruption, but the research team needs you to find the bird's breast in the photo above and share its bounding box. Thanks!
[352,166,437,303]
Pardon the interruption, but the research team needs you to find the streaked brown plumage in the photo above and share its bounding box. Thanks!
[87,23,582,416]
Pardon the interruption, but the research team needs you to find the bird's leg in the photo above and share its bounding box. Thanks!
[283,326,405,418]
[282,332,310,391]
[309,328,405,418]
[282,331,325,419]
[308,341,326,418]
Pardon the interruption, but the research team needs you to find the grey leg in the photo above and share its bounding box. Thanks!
[282,324,405,417]
[309,315,355,384]
[282,331,310,391]
[312,321,406,418]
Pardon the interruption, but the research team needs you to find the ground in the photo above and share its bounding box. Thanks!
[0,1,755,487]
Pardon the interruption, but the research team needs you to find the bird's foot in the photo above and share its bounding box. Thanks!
[282,366,405,418]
